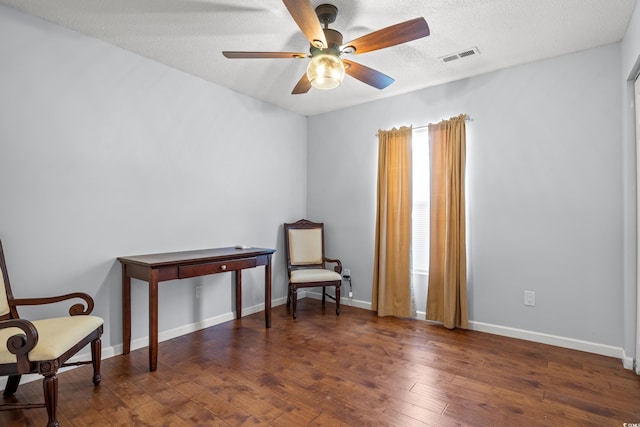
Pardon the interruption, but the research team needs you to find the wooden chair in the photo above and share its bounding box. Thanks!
[0,240,103,427]
[284,219,342,319]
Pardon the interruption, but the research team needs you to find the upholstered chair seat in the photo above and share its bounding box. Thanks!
[290,269,342,283]
[0,316,103,364]
[0,239,103,427]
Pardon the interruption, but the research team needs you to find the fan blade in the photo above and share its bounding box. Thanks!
[223,51,307,59]
[343,59,394,90]
[342,18,429,54]
[282,0,327,48]
[292,73,312,94]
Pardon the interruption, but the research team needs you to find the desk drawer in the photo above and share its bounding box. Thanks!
[178,257,257,278]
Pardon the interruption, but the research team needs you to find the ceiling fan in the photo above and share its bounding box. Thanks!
[222,0,430,94]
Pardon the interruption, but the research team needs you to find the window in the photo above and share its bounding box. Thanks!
[412,129,429,275]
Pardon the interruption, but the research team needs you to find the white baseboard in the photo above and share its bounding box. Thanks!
[0,298,289,389]
[5,296,633,391]
[317,294,633,370]
[117,297,289,354]
[105,297,638,375]
[421,310,635,370]
[468,320,628,362]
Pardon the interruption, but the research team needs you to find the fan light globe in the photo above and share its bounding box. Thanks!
[306,53,345,90]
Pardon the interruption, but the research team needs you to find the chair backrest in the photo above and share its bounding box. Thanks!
[284,219,326,271]
[0,241,16,320]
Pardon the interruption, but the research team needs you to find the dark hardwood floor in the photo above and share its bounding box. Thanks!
[1,299,639,426]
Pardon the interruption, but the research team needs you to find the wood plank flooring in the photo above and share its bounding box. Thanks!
[1,299,639,426]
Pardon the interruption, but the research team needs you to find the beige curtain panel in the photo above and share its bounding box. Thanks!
[372,126,414,318]
[426,114,468,329]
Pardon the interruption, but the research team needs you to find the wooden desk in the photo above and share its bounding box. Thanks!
[118,246,275,371]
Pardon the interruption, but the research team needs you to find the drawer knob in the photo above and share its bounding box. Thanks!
[221,265,227,271]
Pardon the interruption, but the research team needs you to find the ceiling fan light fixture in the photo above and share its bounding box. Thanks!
[222,2,431,96]
[306,53,345,90]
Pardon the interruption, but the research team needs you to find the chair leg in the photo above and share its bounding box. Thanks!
[91,337,102,386]
[286,285,292,308]
[43,373,59,427]
[291,286,297,319]
[322,287,326,305]
[3,374,21,397]
[335,284,341,315]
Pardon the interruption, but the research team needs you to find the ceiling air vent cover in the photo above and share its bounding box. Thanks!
[439,47,480,63]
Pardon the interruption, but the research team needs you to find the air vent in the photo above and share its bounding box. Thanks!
[458,49,476,58]
[439,47,480,63]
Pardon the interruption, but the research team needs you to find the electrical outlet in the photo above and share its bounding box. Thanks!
[349,291,353,298]
[343,268,351,278]
[524,291,535,306]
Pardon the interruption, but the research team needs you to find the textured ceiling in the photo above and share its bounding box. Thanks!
[1,0,637,116]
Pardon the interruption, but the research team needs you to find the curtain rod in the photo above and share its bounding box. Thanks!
[413,116,472,131]
[375,115,472,137]
[411,116,473,130]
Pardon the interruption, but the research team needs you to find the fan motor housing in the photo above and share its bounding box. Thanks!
[310,28,343,57]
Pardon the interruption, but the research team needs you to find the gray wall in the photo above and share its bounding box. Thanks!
[1,2,638,368]
[0,4,307,353]
[308,42,628,358]
[621,1,640,371]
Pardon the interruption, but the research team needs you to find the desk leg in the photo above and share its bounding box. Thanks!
[265,254,272,328]
[122,266,131,355]
[149,270,159,372]
[235,270,242,319]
